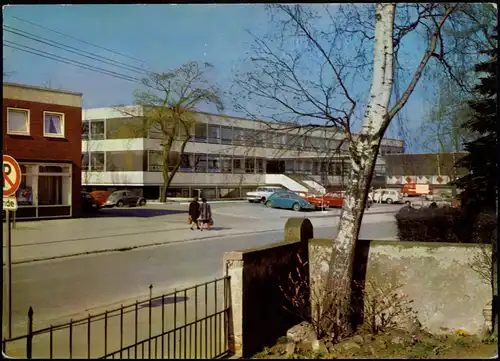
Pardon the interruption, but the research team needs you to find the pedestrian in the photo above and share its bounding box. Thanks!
[199,198,213,230]
[379,188,384,204]
[188,198,201,231]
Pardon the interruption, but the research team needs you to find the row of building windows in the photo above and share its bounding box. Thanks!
[6,108,66,138]
[82,119,353,152]
[83,118,405,155]
[82,151,354,176]
[380,145,404,155]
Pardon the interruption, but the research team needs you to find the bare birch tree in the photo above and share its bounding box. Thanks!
[122,62,223,202]
[233,3,460,338]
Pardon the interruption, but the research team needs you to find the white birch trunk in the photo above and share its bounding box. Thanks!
[325,3,396,337]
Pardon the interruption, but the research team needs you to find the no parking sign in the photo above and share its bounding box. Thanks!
[3,155,21,211]
[3,155,21,197]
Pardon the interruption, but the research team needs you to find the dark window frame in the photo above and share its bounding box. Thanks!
[207,155,220,173]
[207,124,221,144]
[221,126,233,145]
[194,123,208,143]
[194,154,208,173]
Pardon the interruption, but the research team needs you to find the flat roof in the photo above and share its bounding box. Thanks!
[3,82,83,97]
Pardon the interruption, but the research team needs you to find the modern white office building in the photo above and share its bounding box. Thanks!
[82,106,405,199]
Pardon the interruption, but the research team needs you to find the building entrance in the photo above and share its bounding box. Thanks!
[266,160,285,174]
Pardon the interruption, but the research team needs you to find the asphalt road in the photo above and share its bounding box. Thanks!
[3,217,396,337]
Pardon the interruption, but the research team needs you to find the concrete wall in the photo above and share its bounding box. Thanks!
[309,239,493,336]
[223,221,494,357]
[223,218,313,358]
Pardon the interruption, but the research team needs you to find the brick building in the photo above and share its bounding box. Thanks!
[3,82,82,219]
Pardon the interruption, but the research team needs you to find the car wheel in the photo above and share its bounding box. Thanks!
[386,198,394,204]
[116,200,124,207]
[265,201,273,208]
[292,203,301,212]
[139,199,146,206]
[260,197,266,203]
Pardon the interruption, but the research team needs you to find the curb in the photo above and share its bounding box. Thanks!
[7,227,284,266]
[148,200,247,206]
[279,209,398,219]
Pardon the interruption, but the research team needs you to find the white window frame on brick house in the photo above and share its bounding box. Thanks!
[7,107,30,135]
[43,111,65,138]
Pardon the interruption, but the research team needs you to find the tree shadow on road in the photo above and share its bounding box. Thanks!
[82,208,188,218]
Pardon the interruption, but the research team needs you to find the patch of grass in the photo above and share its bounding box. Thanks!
[482,335,498,345]
[252,347,273,359]
[276,336,291,344]
[253,330,498,359]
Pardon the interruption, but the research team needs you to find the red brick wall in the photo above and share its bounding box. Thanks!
[2,98,82,217]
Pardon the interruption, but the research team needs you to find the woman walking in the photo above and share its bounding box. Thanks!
[188,198,201,231]
[199,198,213,230]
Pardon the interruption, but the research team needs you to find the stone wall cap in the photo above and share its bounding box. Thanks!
[223,251,244,261]
[309,238,333,246]
[241,241,300,258]
[223,240,302,262]
[371,240,492,249]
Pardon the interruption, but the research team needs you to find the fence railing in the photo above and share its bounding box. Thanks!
[2,276,232,359]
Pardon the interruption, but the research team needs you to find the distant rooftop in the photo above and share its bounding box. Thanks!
[3,82,83,96]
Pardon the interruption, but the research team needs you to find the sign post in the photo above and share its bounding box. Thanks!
[3,155,21,339]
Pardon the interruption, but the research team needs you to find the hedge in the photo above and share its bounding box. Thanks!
[395,206,496,244]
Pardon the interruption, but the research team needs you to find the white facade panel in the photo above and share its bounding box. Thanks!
[83,171,145,186]
[82,138,146,152]
[83,106,143,120]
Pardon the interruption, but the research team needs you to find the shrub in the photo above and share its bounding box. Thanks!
[395,206,495,244]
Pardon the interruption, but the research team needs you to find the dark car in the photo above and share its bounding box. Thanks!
[103,190,147,208]
[81,191,100,213]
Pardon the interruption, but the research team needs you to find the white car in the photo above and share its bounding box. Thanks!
[372,189,403,204]
[246,186,283,203]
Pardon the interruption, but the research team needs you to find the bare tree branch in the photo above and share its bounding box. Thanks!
[386,5,458,132]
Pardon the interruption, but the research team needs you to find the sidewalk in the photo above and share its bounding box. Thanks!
[2,217,281,265]
[2,210,396,265]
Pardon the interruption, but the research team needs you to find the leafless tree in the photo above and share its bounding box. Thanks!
[121,62,223,202]
[233,3,462,339]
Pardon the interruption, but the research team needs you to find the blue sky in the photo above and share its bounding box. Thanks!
[3,4,444,152]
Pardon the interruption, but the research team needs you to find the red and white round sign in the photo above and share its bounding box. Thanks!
[3,155,22,197]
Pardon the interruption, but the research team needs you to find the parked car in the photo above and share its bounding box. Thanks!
[306,192,373,210]
[246,186,283,203]
[372,189,404,204]
[104,190,147,208]
[264,191,315,211]
[81,191,100,213]
[90,190,112,208]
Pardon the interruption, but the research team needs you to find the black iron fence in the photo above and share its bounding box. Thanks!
[2,276,232,359]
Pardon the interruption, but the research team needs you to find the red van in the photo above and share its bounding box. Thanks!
[402,184,433,197]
